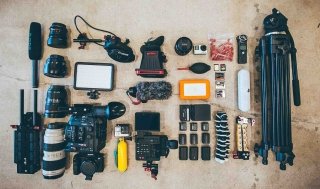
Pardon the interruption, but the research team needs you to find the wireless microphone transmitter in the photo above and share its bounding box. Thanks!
[28,22,42,88]
[236,35,247,64]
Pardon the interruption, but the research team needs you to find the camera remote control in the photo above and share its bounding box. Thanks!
[236,35,248,64]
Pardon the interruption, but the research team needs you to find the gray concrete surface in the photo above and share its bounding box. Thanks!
[0,0,319,188]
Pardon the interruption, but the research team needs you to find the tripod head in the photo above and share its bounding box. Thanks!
[263,8,288,34]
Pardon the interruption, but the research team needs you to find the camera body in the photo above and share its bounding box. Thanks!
[135,132,178,161]
[65,113,106,153]
[193,44,207,55]
[73,153,104,180]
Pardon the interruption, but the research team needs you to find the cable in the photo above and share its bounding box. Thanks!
[74,15,117,46]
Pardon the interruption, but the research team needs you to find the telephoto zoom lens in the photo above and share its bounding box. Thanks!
[42,122,67,179]
[47,22,68,48]
[45,85,68,118]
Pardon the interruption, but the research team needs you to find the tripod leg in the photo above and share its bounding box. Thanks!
[259,37,269,164]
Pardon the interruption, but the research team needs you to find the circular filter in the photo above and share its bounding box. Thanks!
[175,37,193,56]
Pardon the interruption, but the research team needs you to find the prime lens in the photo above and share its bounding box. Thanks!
[47,22,68,48]
[44,85,68,118]
[44,55,68,78]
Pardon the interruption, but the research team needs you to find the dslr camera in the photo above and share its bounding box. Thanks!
[73,153,104,180]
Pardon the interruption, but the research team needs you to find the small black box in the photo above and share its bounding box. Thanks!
[179,122,187,131]
[201,146,211,160]
[201,122,209,131]
[189,146,198,160]
[190,122,198,131]
[179,146,188,160]
[179,134,187,145]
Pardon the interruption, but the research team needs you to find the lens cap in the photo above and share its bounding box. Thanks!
[175,37,193,56]
[80,160,96,180]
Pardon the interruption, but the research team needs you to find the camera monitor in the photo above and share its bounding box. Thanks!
[74,62,114,91]
[135,112,160,131]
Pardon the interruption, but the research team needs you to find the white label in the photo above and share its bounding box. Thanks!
[184,83,207,96]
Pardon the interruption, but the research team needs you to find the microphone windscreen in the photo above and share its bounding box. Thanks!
[136,81,172,101]
[28,22,42,60]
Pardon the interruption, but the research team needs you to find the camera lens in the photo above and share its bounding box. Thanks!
[200,45,207,51]
[175,37,193,56]
[42,122,67,179]
[44,55,68,78]
[47,23,68,48]
[45,85,68,118]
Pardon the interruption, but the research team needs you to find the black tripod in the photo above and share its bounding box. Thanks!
[254,9,301,170]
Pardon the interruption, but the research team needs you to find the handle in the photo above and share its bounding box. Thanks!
[177,68,189,71]
[32,60,38,88]
[292,79,301,106]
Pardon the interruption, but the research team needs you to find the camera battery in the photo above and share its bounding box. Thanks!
[201,122,209,131]
[189,146,199,160]
[190,122,198,131]
[190,134,198,145]
[179,147,188,160]
[179,134,187,145]
[201,146,211,160]
[179,122,187,131]
[202,133,210,144]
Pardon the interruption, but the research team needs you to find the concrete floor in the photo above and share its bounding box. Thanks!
[0,0,319,188]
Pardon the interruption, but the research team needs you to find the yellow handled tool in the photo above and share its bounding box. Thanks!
[117,138,128,173]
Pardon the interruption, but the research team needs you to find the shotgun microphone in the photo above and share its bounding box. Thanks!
[28,22,42,88]
[126,81,172,105]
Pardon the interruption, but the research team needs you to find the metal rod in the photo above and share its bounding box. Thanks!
[73,38,103,43]
[33,90,37,127]
[20,89,24,125]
